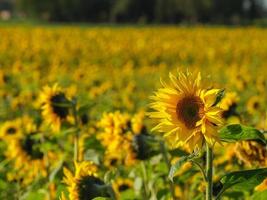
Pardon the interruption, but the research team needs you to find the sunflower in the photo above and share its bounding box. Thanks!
[97,111,139,167]
[246,96,262,115]
[235,141,267,167]
[5,118,54,185]
[131,110,146,134]
[39,84,71,132]
[219,92,239,118]
[62,161,112,200]
[0,119,22,140]
[112,178,133,198]
[148,71,224,151]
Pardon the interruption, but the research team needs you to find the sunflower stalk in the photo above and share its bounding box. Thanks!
[206,144,213,200]
[160,141,176,200]
[72,99,80,162]
[141,161,150,198]
[190,159,207,181]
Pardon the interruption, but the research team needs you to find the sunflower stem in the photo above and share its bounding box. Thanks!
[72,100,80,162]
[160,141,176,200]
[206,144,213,200]
[190,159,207,181]
[141,161,149,198]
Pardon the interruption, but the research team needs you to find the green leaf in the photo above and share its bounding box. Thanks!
[223,191,244,199]
[169,148,189,157]
[219,124,266,144]
[120,189,136,200]
[216,168,267,198]
[92,197,111,200]
[77,102,95,115]
[157,188,169,199]
[252,190,267,200]
[212,89,225,106]
[168,153,197,182]
[49,159,64,182]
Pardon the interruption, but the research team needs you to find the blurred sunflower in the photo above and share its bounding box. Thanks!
[62,161,113,200]
[235,140,267,167]
[246,96,262,115]
[131,110,146,134]
[0,119,22,140]
[97,111,138,167]
[256,75,266,93]
[149,71,224,151]
[5,118,53,185]
[219,92,240,123]
[112,178,133,198]
[40,84,72,132]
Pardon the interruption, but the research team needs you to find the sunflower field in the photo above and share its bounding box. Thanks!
[0,26,267,200]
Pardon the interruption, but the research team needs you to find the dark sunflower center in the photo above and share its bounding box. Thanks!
[21,135,44,160]
[176,96,204,129]
[118,184,130,192]
[7,127,17,134]
[110,158,118,166]
[50,93,69,119]
[222,103,237,119]
[253,102,259,109]
[77,176,108,200]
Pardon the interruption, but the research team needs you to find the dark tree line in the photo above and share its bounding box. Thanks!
[2,0,267,23]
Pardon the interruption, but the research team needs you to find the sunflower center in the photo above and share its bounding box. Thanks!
[21,135,44,160]
[50,93,69,119]
[118,184,130,191]
[176,96,204,129]
[253,102,259,109]
[77,176,107,200]
[7,127,17,134]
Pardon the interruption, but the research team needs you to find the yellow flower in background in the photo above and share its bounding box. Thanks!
[219,92,240,122]
[0,119,22,140]
[40,84,71,132]
[235,141,267,167]
[246,96,262,115]
[112,178,133,198]
[220,92,239,111]
[62,161,111,200]
[131,110,146,134]
[149,70,224,151]
[5,117,54,186]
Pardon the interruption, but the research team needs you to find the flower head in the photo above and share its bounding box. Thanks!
[149,70,224,151]
[40,84,71,132]
[62,161,112,200]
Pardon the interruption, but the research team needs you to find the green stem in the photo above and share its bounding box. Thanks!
[160,141,176,200]
[206,144,213,200]
[190,159,207,181]
[141,161,149,198]
[72,101,80,162]
[214,187,225,200]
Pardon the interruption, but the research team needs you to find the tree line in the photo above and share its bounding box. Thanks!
[2,0,267,23]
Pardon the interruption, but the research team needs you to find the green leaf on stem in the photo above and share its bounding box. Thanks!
[168,152,197,182]
[219,124,266,144]
[169,148,189,157]
[215,168,267,199]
